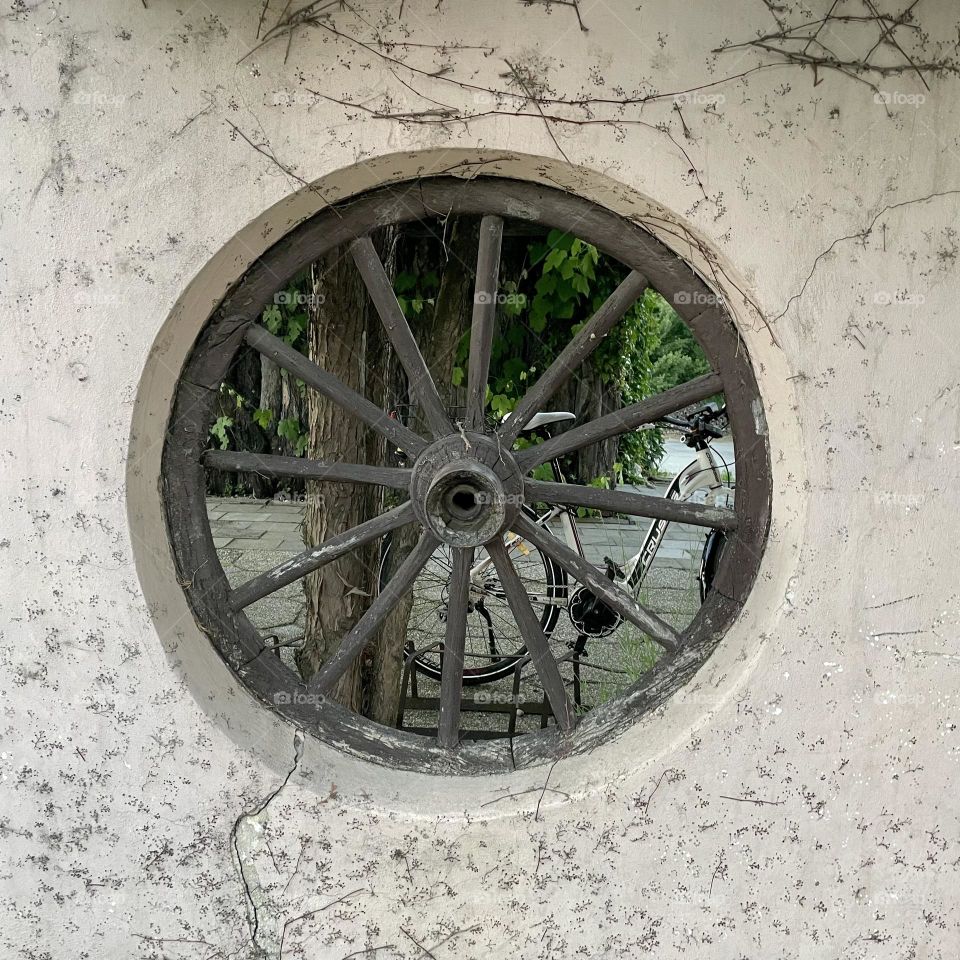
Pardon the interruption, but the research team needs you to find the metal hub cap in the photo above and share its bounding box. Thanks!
[410,434,523,547]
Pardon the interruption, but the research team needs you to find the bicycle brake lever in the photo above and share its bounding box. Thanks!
[603,556,625,580]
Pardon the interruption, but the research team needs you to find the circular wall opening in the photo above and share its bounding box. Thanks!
[156,172,771,775]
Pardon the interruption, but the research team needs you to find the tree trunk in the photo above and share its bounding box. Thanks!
[298,221,479,725]
[297,253,381,712]
[260,357,308,498]
[366,219,478,725]
[571,363,620,485]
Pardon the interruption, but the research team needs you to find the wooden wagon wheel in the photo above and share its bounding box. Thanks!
[162,177,771,773]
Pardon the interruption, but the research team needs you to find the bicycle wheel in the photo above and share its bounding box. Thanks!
[382,508,567,685]
[698,528,728,602]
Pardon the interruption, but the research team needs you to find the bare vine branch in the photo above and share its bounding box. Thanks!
[715,0,957,90]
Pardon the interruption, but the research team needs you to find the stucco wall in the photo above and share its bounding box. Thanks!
[2,1,958,957]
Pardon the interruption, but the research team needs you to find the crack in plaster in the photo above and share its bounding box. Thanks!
[231,729,305,956]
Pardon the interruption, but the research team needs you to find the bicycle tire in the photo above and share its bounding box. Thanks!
[380,507,567,685]
[698,528,727,603]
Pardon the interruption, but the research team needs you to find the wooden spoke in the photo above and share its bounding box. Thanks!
[230,502,416,611]
[500,270,648,443]
[244,324,426,457]
[487,538,574,732]
[517,372,723,471]
[308,531,439,695]
[511,513,681,652]
[350,237,453,438]
[437,546,474,748]
[525,479,738,530]
[204,449,411,489]
[466,215,504,430]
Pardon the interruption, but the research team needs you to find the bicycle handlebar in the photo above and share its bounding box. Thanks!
[657,403,727,432]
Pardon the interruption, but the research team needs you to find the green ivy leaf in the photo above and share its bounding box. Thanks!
[210,415,233,450]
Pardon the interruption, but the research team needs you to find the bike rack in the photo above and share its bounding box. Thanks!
[396,643,555,739]
[395,639,634,740]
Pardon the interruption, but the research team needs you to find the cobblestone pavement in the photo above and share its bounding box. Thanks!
[209,482,712,736]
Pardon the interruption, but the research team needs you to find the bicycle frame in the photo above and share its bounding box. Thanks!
[621,444,730,591]
[468,442,731,598]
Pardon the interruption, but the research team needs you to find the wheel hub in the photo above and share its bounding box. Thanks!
[409,434,523,547]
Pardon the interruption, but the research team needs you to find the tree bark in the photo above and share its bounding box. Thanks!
[298,253,381,712]
[366,219,478,725]
[299,221,480,724]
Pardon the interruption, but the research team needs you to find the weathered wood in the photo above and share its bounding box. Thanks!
[511,513,681,652]
[500,270,648,443]
[517,372,723,471]
[230,502,417,610]
[350,236,453,438]
[163,177,771,773]
[244,324,426,457]
[524,479,738,529]
[203,449,411,489]
[487,538,575,733]
[466,215,503,429]
[308,531,439,695]
[436,546,474,748]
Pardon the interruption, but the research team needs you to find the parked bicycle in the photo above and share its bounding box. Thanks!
[386,402,734,696]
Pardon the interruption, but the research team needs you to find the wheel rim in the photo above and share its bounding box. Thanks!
[402,530,565,685]
[162,175,771,773]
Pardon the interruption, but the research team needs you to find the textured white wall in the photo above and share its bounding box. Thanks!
[2,1,959,957]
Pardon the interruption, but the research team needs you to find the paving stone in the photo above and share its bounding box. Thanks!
[255,536,285,550]
[209,523,255,537]
[228,549,303,574]
[246,594,303,630]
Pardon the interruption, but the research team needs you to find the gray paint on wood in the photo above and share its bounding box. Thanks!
[245,323,427,457]
[230,502,416,610]
[501,269,648,443]
[466,215,503,429]
[487,538,575,733]
[517,372,724,471]
[161,176,770,773]
[524,478,738,529]
[308,531,439,695]
[437,546,474,748]
[204,449,411,489]
[512,512,681,652]
[350,236,453,439]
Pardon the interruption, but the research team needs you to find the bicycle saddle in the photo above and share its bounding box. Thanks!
[516,411,576,432]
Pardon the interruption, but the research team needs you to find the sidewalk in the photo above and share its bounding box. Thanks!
[206,481,711,707]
